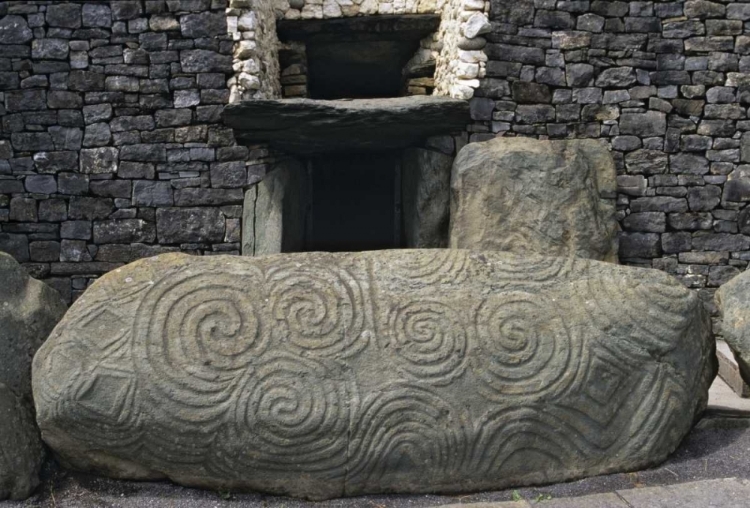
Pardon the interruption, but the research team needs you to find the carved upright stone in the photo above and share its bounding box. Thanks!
[0,252,67,500]
[717,271,750,385]
[449,137,619,261]
[34,250,713,500]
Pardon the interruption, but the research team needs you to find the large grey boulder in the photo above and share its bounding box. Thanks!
[0,252,67,500]
[34,250,713,500]
[449,137,619,262]
[717,270,750,385]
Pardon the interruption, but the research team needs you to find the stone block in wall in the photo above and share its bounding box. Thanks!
[402,148,453,249]
[0,234,29,262]
[620,111,666,137]
[174,188,243,207]
[132,181,174,207]
[93,220,157,244]
[79,147,118,174]
[0,15,32,44]
[156,207,225,244]
[180,49,232,73]
[620,232,662,259]
[450,137,618,262]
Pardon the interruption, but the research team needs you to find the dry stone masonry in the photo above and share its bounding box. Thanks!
[229,0,491,100]
[34,250,715,499]
[0,0,267,303]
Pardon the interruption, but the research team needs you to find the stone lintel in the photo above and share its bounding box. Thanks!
[276,14,442,43]
[223,96,470,156]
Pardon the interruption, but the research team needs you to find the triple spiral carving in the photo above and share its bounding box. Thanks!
[383,300,468,385]
[474,291,578,399]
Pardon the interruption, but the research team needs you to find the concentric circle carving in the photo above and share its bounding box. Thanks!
[383,300,468,384]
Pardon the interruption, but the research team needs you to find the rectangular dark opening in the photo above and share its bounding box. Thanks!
[277,14,440,100]
[308,153,401,252]
[307,40,420,99]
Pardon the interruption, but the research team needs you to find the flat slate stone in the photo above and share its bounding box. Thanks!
[0,252,67,500]
[717,271,750,385]
[276,14,441,43]
[450,137,619,261]
[34,250,713,500]
[223,96,470,155]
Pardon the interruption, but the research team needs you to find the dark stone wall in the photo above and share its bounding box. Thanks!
[474,0,750,321]
[0,0,270,302]
[3,0,750,320]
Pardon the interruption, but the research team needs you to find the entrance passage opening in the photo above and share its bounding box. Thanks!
[309,153,401,252]
[307,41,420,99]
[276,14,442,99]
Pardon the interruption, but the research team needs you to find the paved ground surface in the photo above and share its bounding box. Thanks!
[439,478,750,507]
[3,378,750,508]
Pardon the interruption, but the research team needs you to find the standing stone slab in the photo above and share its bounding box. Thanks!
[402,148,453,248]
[450,137,619,262]
[34,250,713,500]
[0,252,67,500]
[242,158,309,256]
[717,271,750,385]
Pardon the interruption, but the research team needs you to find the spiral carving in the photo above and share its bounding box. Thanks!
[581,267,693,355]
[383,300,468,385]
[387,249,468,285]
[266,263,366,358]
[347,384,467,490]
[133,267,267,427]
[474,291,578,399]
[230,352,351,474]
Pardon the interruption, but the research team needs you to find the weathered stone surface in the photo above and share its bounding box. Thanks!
[156,207,225,244]
[34,249,714,499]
[0,16,32,45]
[242,158,309,256]
[224,97,470,155]
[450,137,618,261]
[402,148,453,248]
[0,252,66,500]
[717,272,750,386]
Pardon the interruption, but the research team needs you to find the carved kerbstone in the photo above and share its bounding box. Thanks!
[450,137,619,262]
[33,250,714,500]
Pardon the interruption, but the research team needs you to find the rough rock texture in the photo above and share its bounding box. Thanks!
[716,271,750,385]
[242,158,309,256]
[402,148,453,248]
[450,137,619,262]
[34,250,713,500]
[0,251,67,500]
[223,97,470,155]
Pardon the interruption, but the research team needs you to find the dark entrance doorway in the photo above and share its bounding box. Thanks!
[309,153,401,252]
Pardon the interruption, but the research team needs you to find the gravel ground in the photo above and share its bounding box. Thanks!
[2,413,750,508]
